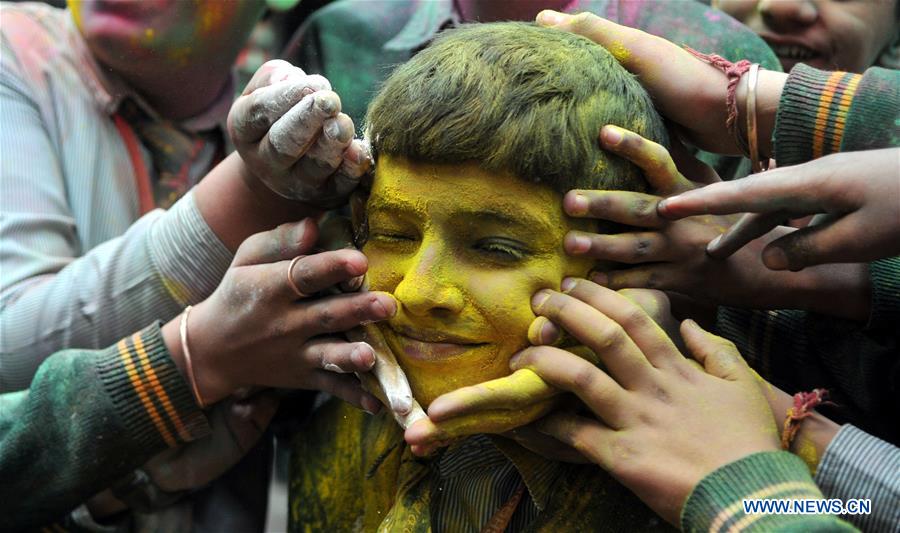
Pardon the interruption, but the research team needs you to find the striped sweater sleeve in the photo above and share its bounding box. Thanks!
[0,323,209,531]
[682,451,858,532]
[815,425,900,533]
[773,64,900,165]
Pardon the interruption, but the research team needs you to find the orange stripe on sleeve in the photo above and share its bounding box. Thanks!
[132,332,192,442]
[829,74,862,154]
[118,340,177,447]
[812,71,846,159]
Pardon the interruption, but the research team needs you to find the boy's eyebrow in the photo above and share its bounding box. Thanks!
[367,196,556,235]
[459,208,554,236]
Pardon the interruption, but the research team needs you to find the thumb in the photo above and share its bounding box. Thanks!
[224,393,281,453]
[233,218,319,267]
[680,319,749,382]
[762,216,855,271]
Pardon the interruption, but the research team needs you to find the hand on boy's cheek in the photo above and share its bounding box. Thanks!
[404,369,561,455]
[404,288,679,459]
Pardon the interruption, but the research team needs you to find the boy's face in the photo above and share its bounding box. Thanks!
[717,0,898,73]
[363,155,594,407]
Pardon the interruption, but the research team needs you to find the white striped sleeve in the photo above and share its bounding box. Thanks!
[815,425,900,532]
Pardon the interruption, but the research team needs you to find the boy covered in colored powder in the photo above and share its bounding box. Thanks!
[290,23,671,532]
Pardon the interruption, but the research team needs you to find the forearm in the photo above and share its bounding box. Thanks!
[0,193,232,392]
[0,324,209,530]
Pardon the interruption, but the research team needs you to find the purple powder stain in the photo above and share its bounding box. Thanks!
[705,11,722,22]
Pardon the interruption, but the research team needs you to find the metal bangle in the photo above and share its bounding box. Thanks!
[746,63,769,173]
[180,305,207,409]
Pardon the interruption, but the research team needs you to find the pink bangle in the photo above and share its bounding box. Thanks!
[179,305,207,409]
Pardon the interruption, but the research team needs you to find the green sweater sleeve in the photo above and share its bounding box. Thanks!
[682,451,858,532]
[773,64,900,166]
[0,323,210,530]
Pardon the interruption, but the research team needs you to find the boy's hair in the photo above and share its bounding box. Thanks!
[365,22,668,194]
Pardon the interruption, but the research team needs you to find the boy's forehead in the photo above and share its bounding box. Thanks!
[369,155,564,230]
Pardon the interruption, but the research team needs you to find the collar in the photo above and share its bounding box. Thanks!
[66,9,234,132]
[383,0,459,52]
[489,435,560,511]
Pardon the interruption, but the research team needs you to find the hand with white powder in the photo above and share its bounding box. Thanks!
[227,60,371,207]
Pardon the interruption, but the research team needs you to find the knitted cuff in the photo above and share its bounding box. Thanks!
[773,64,862,166]
[866,257,900,331]
[94,322,210,452]
[681,451,823,533]
[147,191,233,306]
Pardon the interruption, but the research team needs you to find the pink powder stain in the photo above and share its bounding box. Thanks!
[705,11,722,22]
[618,1,643,27]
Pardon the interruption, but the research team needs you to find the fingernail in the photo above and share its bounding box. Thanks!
[324,363,345,373]
[536,9,567,26]
[682,318,700,332]
[315,94,337,114]
[528,316,559,345]
[566,192,589,216]
[602,126,623,146]
[347,275,364,291]
[300,87,315,98]
[509,352,523,368]
[706,234,723,253]
[591,272,609,286]
[532,290,552,312]
[762,247,789,270]
[656,198,669,213]
[352,343,375,369]
[372,296,397,318]
[324,119,341,140]
[565,233,591,255]
[560,277,577,293]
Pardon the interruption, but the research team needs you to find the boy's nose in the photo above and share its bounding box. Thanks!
[758,0,818,33]
[393,243,465,318]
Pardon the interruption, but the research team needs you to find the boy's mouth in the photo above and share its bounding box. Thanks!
[385,325,487,361]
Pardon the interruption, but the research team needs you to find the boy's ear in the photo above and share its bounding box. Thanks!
[349,189,369,247]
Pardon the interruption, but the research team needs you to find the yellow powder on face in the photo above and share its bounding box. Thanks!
[144,27,155,42]
[361,155,593,412]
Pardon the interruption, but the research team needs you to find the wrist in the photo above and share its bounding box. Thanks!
[194,152,322,252]
[161,304,232,406]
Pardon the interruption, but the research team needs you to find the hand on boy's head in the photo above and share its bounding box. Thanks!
[514,279,780,525]
[567,126,801,312]
[227,60,372,207]
[536,11,760,156]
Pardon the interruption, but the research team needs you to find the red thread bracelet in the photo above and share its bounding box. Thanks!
[684,46,752,156]
[781,388,830,450]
